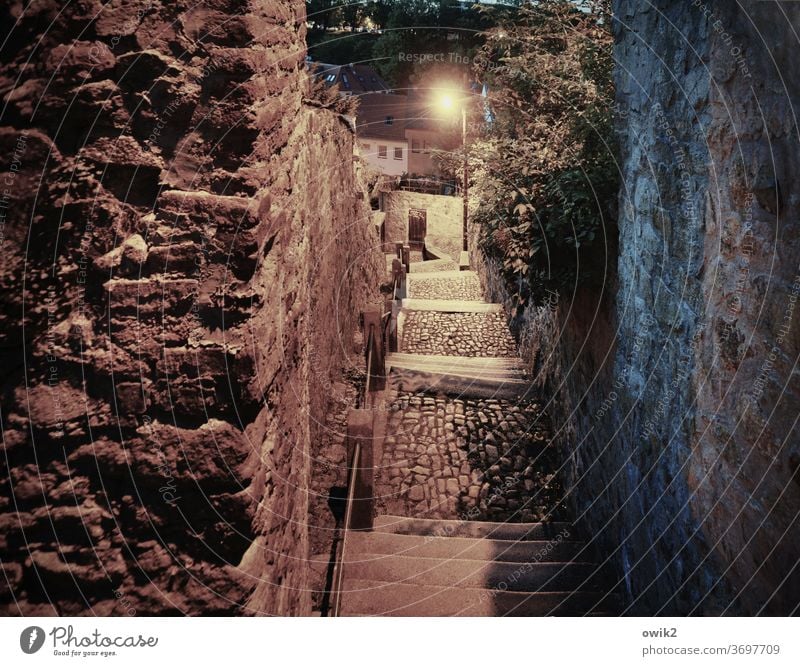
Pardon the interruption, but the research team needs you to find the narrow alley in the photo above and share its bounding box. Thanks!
[335,252,617,616]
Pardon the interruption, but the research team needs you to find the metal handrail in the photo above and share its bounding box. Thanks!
[330,438,361,617]
[363,324,375,406]
[328,324,376,616]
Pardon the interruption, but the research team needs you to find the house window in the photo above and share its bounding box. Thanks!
[385,116,394,125]
[362,143,371,153]
[411,139,422,153]
[378,145,387,159]
[394,146,403,160]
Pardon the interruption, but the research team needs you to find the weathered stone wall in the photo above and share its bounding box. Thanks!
[0,0,382,616]
[472,1,800,615]
[383,190,462,259]
[582,0,723,615]
[689,1,800,615]
[609,0,800,616]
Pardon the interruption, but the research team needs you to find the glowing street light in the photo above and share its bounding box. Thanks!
[437,92,456,113]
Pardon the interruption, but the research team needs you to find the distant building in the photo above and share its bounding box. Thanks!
[355,93,458,178]
[308,60,460,177]
[355,94,410,176]
[405,102,457,177]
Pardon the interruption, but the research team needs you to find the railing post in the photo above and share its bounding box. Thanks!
[398,264,406,299]
[385,297,399,353]
[395,241,403,259]
[362,308,385,392]
[402,244,410,275]
[391,258,402,293]
[391,257,407,301]
[346,409,374,531]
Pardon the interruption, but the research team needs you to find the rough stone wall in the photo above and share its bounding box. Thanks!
[0,0,382,616]
[472,1,800,615]
[468,226,620,594]
[591,0,723,615]
[610,0,800,616]
[688,1,800,615]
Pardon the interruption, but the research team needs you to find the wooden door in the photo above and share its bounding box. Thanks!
[408,208,427,248]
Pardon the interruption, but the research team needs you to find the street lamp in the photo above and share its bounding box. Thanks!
[435,89,470,267]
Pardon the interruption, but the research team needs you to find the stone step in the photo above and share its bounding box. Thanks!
[401,298,500,313]
[387,352,525,369]
[346,531,588,564]
[373,515,573,541]
[344,556,602,593]
[386,353,527,380]
[407,269,477,280]
[393,368,525,382]
[419,242,454,262]
[338,580,615,616]
[389,367,535,401]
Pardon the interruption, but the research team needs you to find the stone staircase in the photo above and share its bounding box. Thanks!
[335,260,615,616]
[393,267,531,399]
[338,516,615,616]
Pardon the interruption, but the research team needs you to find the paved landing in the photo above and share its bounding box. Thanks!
[409,258,459,272]
[406,271,483,301]
[374,392,561,523]
[401,310,518,357]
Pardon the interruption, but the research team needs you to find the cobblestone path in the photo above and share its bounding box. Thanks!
[406,272,482,301]
[409,258,459,272]
[374,392,564,522]
[401,311,517,357]
[342,261,610,618]
[375,264,564,524]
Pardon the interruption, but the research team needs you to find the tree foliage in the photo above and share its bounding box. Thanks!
[464,0,617,309]
[306,1,515,88]
[372,1,483,87]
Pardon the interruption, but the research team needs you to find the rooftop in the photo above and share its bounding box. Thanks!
[355,93,456,141]
[355,93,410,141]
[310,61,391,95]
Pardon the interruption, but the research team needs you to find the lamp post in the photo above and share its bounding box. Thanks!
[461,104,468,253]
[436,90,470,269]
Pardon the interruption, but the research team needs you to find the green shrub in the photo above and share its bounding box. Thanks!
[467,0,618,310]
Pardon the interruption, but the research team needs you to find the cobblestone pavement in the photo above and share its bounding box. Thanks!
[407,273,483,301]
[401,311,517,357]
[374,392,564,522]
[409,259,458,272]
